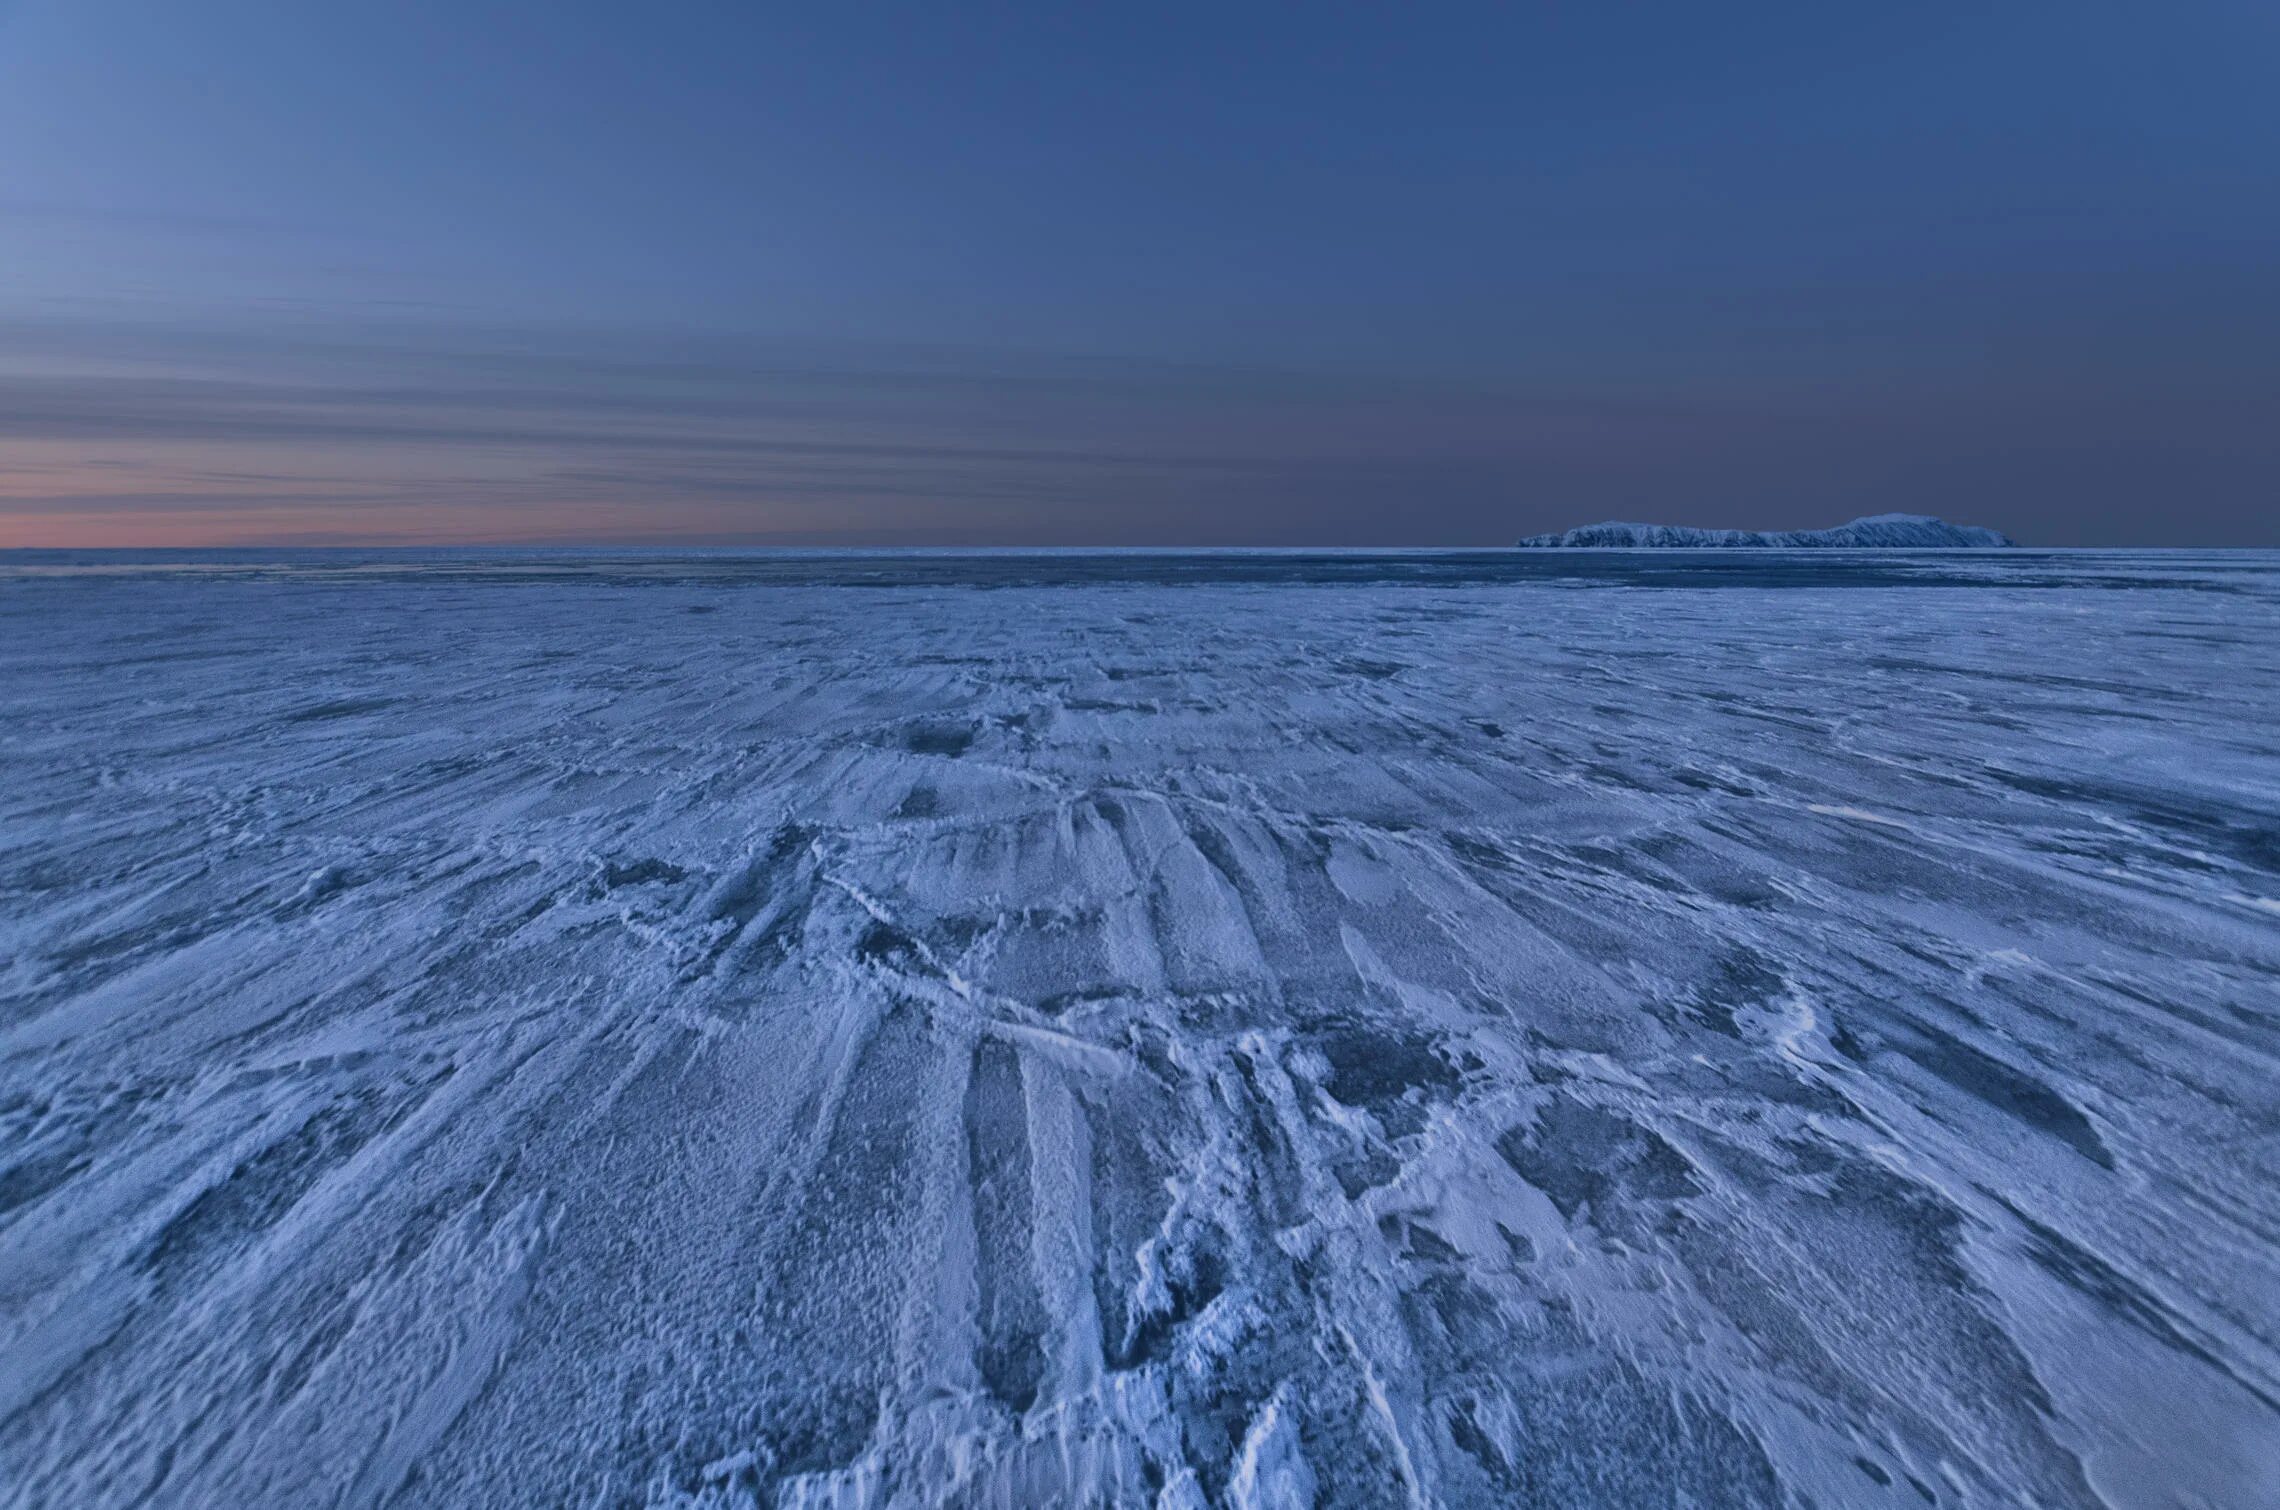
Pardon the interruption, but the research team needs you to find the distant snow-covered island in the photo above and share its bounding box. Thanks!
[1517,512,2016,548]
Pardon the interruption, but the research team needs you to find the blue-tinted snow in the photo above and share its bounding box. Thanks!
[2,550,2276,1508]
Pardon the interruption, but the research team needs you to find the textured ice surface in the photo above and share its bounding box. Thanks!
[1516,514,2016,548]
[2,549,2277,1508]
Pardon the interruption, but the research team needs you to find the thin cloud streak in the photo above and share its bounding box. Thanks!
[4,310,2276,547]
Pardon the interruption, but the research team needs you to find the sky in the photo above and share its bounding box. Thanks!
[2,1,2276,547]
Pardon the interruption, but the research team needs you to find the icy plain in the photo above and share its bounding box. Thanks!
[2,549,2277,1509]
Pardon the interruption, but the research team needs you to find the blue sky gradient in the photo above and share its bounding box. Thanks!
[3,1,2275,544]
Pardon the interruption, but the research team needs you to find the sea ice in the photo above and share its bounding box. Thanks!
[1,549,2275,1507]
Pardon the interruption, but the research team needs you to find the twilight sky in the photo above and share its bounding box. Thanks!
[2,2,2276,546]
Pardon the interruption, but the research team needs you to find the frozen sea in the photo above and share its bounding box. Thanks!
[2,549,2277,1508]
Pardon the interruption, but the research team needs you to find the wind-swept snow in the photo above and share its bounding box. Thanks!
[2,549,2276,1508]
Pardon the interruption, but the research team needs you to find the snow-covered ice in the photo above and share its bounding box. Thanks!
[2,549,2276,1508]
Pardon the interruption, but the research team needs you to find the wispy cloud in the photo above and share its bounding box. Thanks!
[0,310,1685,544]
[3,306,2274,546]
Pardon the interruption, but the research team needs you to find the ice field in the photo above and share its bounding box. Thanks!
[2,550,2277,1507]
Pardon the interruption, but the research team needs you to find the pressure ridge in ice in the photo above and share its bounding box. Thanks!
[1,549,2276,1508]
